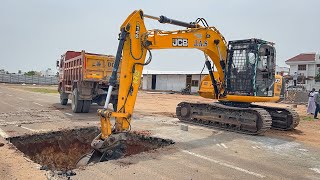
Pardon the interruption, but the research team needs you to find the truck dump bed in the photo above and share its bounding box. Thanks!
[59,51,116,93]
[58,50,119,113]
[64,51,115,81]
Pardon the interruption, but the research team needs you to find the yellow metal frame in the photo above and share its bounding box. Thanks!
[98,9,283,140]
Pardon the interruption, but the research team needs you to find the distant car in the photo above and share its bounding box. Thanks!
[286,85,306,91]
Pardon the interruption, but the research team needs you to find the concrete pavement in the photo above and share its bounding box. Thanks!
[0,84,319,180]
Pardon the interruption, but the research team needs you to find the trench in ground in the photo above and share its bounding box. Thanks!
[8,127,174,171]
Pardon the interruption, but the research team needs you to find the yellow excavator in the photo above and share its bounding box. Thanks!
[76,10,300,166]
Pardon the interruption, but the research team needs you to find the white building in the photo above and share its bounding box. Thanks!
[285,53,320,90]
[142,70,208,93]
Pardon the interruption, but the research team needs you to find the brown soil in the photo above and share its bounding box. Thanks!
[134,91,212,117]
[0,138,46,180]
[261,103,320,147]
[135,91,320,148]
[9,127,99,171]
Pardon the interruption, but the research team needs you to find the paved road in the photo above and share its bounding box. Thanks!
[0,84,319,180]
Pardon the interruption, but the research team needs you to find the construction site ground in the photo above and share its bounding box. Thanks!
[0,83,320,180]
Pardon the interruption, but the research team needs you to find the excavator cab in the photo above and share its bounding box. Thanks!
[225,39,275,97]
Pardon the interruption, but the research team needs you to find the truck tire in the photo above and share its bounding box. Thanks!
[59,87,68,105]
[60,93,68,105]
[82,100,91,113]
[72,88,84,113]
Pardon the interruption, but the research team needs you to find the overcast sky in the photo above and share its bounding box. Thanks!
[1,0,319,73]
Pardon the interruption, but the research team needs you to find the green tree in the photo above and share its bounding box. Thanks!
[315,68,320,82]
[24,71,37,76]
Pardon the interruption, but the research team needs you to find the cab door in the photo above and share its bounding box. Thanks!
[255,45,276,97]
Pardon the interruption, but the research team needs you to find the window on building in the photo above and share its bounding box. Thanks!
[298,65,306,70]
[191,80,199,87]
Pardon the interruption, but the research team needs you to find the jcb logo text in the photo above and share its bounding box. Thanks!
[172,38,188,47]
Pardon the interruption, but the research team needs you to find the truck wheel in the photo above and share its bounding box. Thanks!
[72,88,83,113]
[82,100,91,113]
[59,87,68,105]
[60,93,68,105]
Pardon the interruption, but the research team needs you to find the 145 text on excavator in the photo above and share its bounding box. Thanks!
[76,9,300,166]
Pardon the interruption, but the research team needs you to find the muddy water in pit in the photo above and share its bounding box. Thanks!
[8,127,174,171]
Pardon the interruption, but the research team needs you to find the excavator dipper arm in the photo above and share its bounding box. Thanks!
[97,9,228,140]
[77,10,230,165]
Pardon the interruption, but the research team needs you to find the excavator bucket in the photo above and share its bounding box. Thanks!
[75,131,175,167]
[76,150,102,167]
[76,143,126,167]
[75,131,128,167]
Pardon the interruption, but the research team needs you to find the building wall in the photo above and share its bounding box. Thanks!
[304,80,320,91]
[0,74,58,85]
[308,64,316,77]
[142,74,204,93]
[156,74,186,92]
[142,74,152,90]
[317,54,320,62]
[288,62,317,77]
[289,65,298,75]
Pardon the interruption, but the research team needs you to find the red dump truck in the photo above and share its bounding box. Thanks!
[57,51,119,113]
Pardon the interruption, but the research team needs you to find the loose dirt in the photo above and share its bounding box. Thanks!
[0,138,47,180]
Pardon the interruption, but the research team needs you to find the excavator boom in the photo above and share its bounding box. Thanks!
[97,9,231,140]
[76,10,300,166]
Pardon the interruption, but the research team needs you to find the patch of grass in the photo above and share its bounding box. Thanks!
[302,116,314,121]
[25,88,58,94]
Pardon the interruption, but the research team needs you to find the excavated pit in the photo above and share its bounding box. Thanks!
[8,127,174,171]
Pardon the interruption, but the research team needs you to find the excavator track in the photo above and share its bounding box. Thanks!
[176,102,272,135]
[250,104,300,130]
